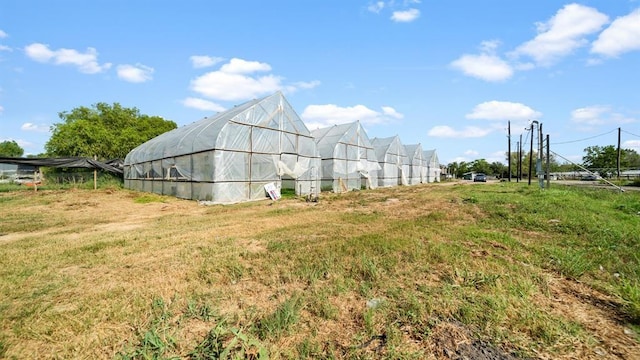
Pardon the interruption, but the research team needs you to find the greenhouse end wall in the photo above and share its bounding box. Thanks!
[124,92,320,204]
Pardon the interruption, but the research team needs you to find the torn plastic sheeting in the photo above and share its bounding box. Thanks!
[277,160,307,179]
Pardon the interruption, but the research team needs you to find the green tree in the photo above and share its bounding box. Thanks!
[583,145,640,176]
[489,161,507,178]
[469,158,491,174]
[0,140,24,157]
[45,103,177,160]
[447,161,471,178]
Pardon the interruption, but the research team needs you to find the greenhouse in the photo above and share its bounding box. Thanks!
[124,92,321,203]
[311,121,381,193]
[423,149,441,182]
[404,144,425,185]
[371,135,410,187]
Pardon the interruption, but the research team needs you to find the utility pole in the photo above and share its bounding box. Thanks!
[538,123,544,189]
[528,122,535,185]
[546,134,550,189]
[617,127,621,179]
[516,140,520,183]
[518,134,522,182]
[507,121,511,182]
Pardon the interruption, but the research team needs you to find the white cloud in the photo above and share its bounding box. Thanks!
[189,55,224,68]
[220,58,271,74]
[117,63,154,83]
[427,125,493,138]
[24,43,112,74]
[466,101,542,121]
[480,40,500,53]
[25,43,54,61]
[571,105,637,127]
[368,1,385,13]
[511,4,609,66]
[0,45,11,52]
[190,57,316,102]
[0,30,7,38]
[570,105,609,125]
[450,53,513,82]
[181,97,226,112]
[301,104,400,129]
[623,140,640,152]
[381,106,404,119]
[391,8,420,22]
[191,71,281,101]
[21,122,50,132]
[0,105,3,114]
[292,80,321,90]
[591,9,640,57]
[448,156,470,164]
[464,149,479,156]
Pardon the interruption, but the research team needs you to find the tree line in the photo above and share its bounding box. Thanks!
[1,103,638,179]
[446,145,640,179]
[1,103,177,160]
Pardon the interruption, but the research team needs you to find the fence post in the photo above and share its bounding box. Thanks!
[93,155,97,190]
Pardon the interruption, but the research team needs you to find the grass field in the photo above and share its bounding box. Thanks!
[1,181,639,359]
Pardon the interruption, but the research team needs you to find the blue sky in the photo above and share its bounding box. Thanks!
[1,1,640,165]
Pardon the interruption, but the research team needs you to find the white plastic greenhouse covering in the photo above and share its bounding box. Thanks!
[404,144,425,185]
[311,121,381,193]
[371,136,410,187]
[423,149,441,183]
[124,92,321,204]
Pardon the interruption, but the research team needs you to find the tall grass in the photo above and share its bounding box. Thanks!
[0,182,638,359]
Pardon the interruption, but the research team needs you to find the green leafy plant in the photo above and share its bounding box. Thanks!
[190,322,268,360]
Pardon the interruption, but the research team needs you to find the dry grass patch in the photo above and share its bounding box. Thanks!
[0,183,639,359]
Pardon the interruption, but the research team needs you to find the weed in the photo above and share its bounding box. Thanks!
[185,299,216,322]
[256,294,303,340]
[0,337,7,358]
[296,338,324,359]
[619,279,640,322]
[117,297,177,359]
[306,290,338,320]
[223,261,245,284]
[190,322,268,360]
[548,248,594,279]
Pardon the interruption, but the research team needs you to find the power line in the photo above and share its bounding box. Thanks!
[621,129,640,139]
[550,129,617,145]
[522,127,530,148]
[549,149,625,192]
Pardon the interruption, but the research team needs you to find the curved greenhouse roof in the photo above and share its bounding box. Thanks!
[124,91,320,203]
[371,135,410,187]
[311,121,380,192]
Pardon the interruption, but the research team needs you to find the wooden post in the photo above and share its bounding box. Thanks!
[617,127,621,179]
[93,155,97,190]
[507,120,511,182]
[546,134,550,189]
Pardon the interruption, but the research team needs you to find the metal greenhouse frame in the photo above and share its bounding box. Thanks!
[311,121,380,193]
[124,92,320,203]
[404,144,425,185]
[371,135,410,187]
[423,149,441,183]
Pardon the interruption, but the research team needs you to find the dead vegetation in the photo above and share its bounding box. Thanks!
[0,183,638,359]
